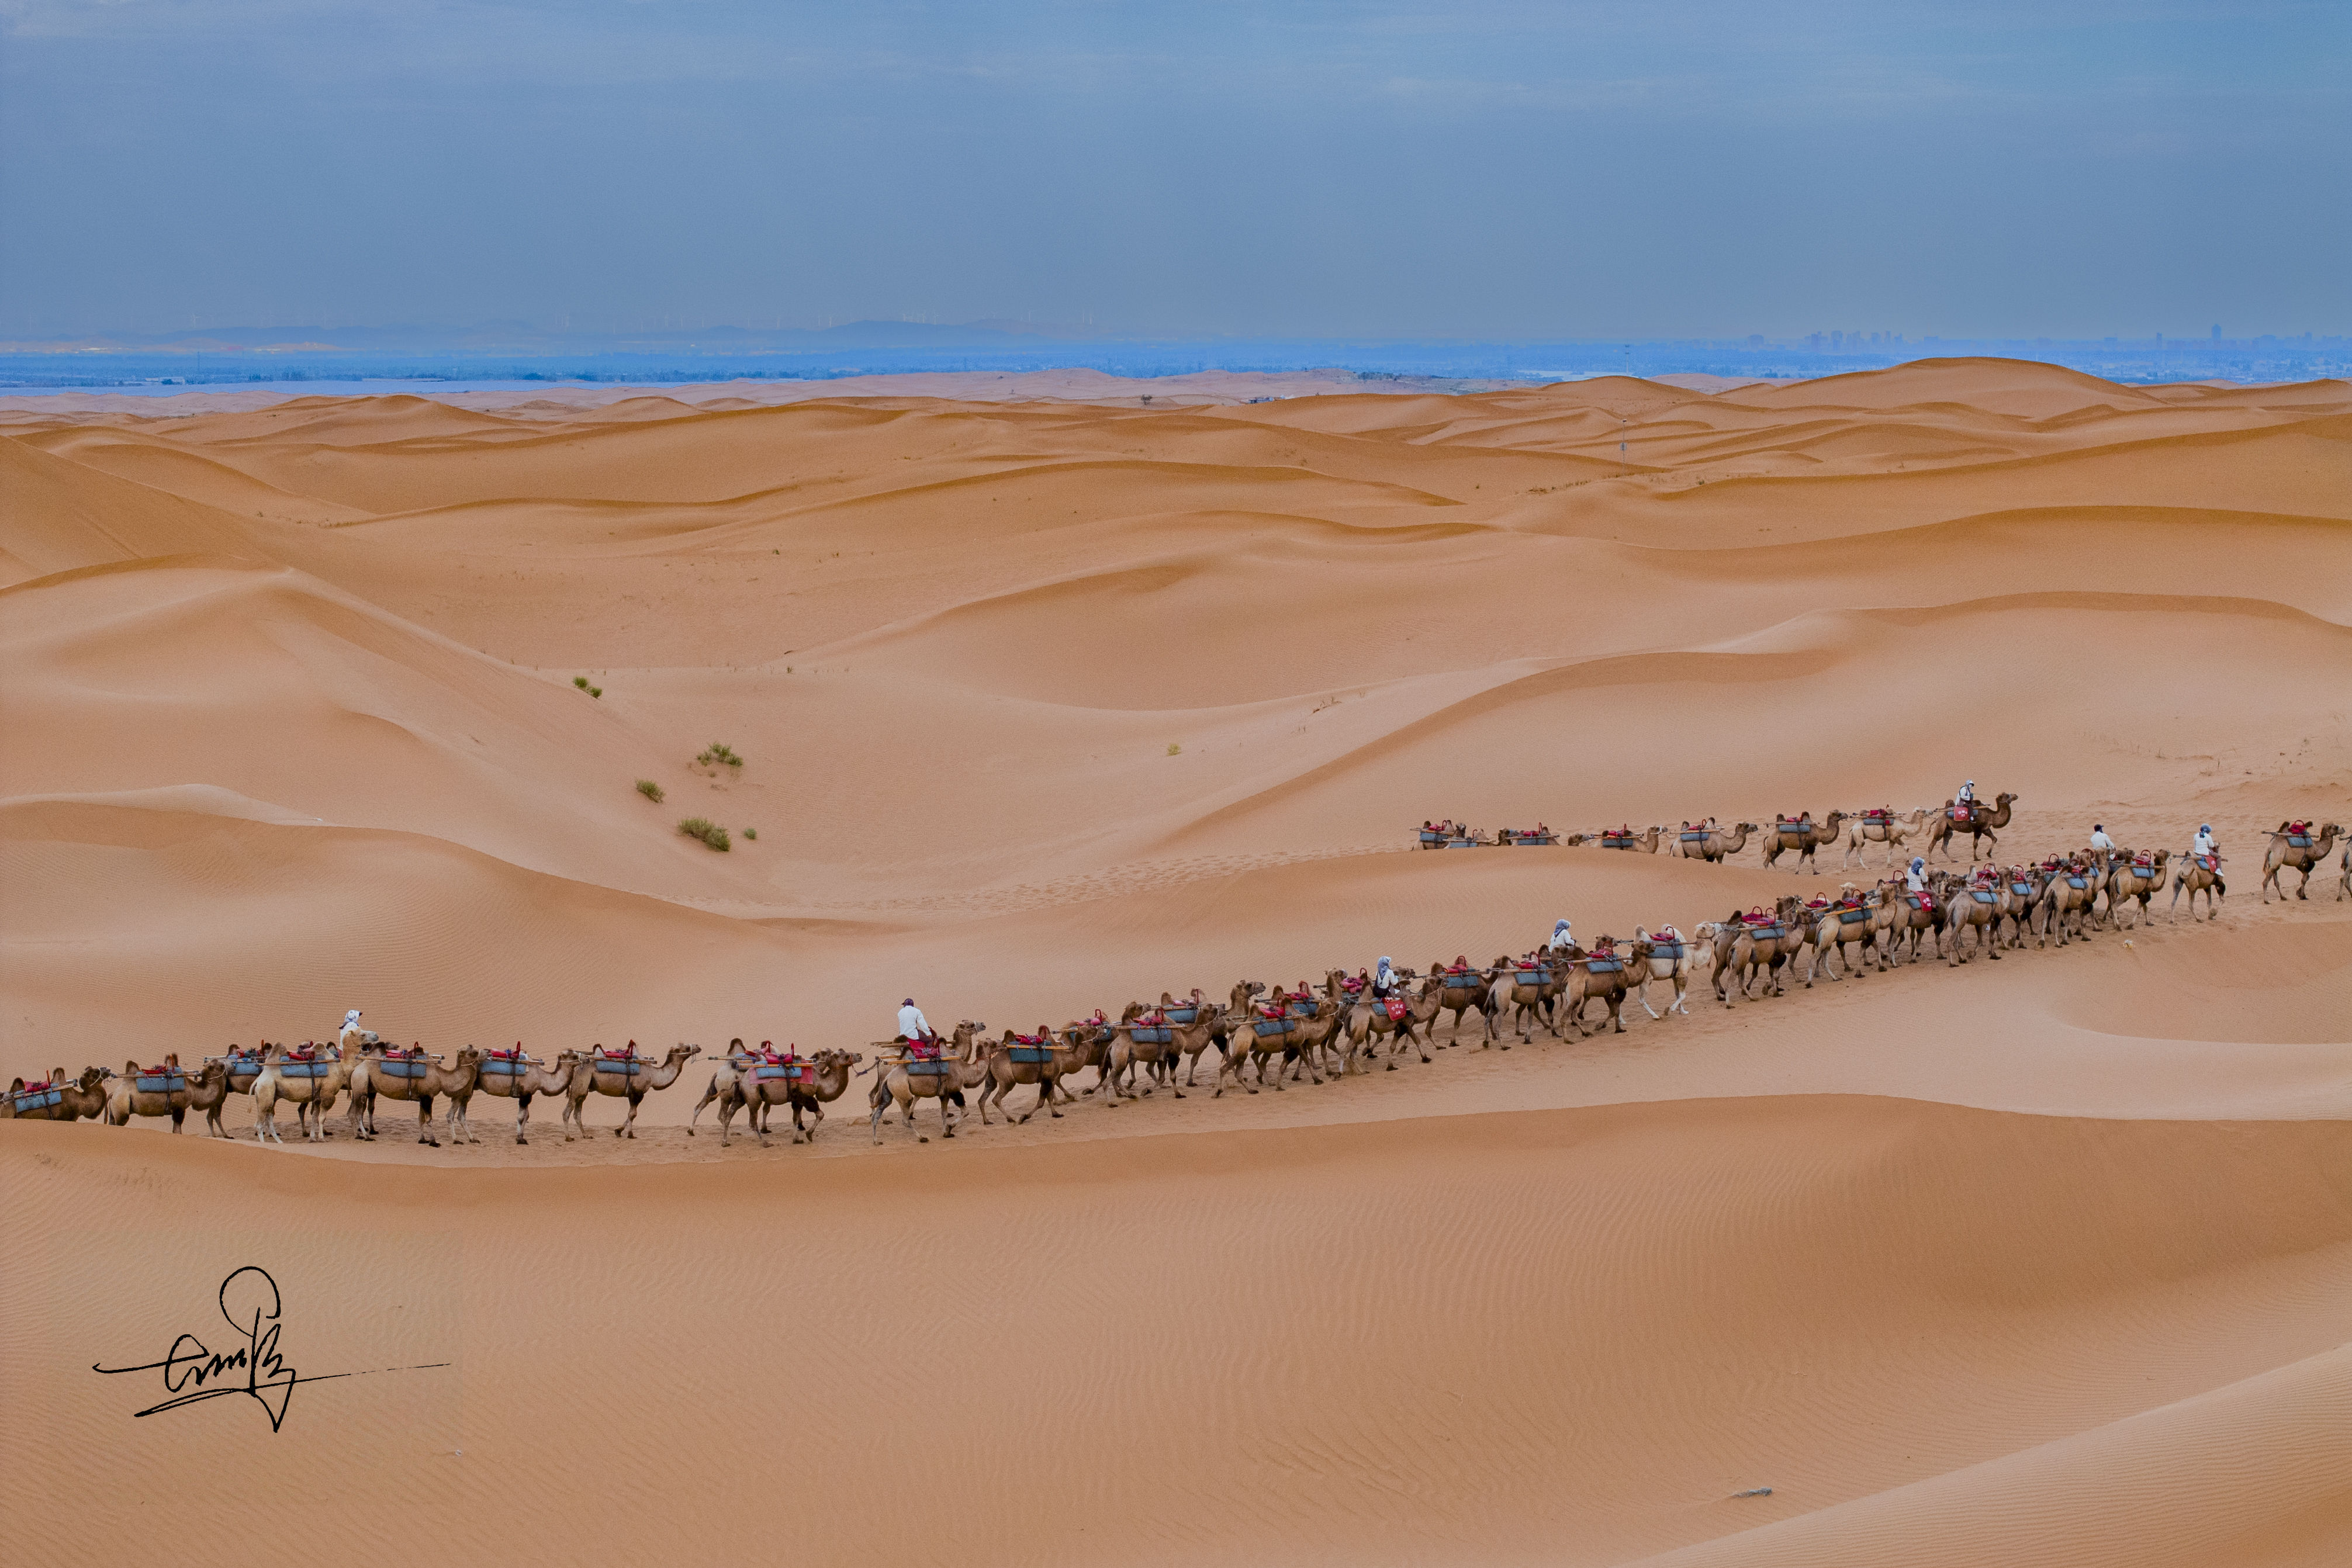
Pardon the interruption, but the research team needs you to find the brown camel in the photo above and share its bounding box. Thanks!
[1129,997,1237,1096]
[1879,882,1948,965]
[562,1041,698,1140]
[778,1050,864,1143]
[1342,977,1443,1071]
[2037,866,2099,947]
[1941,880,2004,965]
[1670,821,1755,863]
[1926,793,2018,863]
[7,1066,109,1122]
[867,1022,988,1141]
[178,1061,234,1138]
[1485,953,1566,1044]
[1596,825,1662,853]
[474,1046,580,1144]
[2101,852,2170,930]
[103,1054,195,1131]
[1994,868,2046,949]
[2261,822,2342,902]
[1707,906,1799,1001]
[350,1044,483,1146]
[1102,1001,1191,1102]
[1216,989,1336,1096]
[1760,812,1848,874]
[975,1027,1068,1125]
[1559,940,1647,1037]
[2168,852,2225,921]
[1423,960,1493,1041]
[1841,808,1926,869]
[1800,895,1881,982]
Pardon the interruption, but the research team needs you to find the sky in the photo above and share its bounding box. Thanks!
[2,1,2346,340]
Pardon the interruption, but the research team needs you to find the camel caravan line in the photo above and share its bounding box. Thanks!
[9,821,2340,1147]
[1419,794,2033,870]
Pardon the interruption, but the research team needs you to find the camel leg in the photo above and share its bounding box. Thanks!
[416,1093,439,1146]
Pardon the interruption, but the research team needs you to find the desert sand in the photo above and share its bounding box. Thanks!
[2,358,2348,1567]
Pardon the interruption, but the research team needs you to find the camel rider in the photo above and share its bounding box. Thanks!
[2192,824,2218,865]
[1906,856,1927,894]
[337,1009,365,1054]
[2090,823,2115,858]
[897,998,940,1058]
[1957,780,1976,807]
[1547,919,1574,951]
[1371,957,1402,1001]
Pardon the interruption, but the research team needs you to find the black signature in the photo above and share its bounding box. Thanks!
[91,1265,449,1432]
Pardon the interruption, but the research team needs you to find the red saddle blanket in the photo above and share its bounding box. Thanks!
[1009,1032,1049,1047]
[1255,1005,1289,1022]
[1383,998,1407,1022]
[1949,806,1974,822]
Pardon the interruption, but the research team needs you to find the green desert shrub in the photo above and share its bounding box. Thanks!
[635,779,665,804]
[741,827,757,840]
[678,817,730,851]
[696,742,744,770]
[573,676,589,690]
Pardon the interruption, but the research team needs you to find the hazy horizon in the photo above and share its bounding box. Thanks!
[4,2,2347,341]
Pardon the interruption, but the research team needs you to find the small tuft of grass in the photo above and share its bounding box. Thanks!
[741,826,757,840]
[1167,742,1181,756]
[635,779,665,804]
[678,816,730,851]
[589,686,602,698]
[696,742,744,771]
[573,676,590,690]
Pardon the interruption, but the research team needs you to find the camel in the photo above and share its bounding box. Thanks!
[1841,808,1926,869]
[2261,822,2342,902]
[1423,961,1493,1041]
[1926,793,2018,863]
[1125,996,1236,1096]
[1597,826,1661,853]
[1485,954,1566,1044]
[1993,868,2046,949]
[1799,896,1880,982]
[251,1043,345,1144]
[1879,882,1947,965]
[867,1022,988,1141]
[1559,940,1647,1037]
[349,1044,483,1146]
[2170,852,2226,922]
[1941,881,2004,965]
[473,1046,580,1144]
[103,1054,195,1131]
[1104,1001,1197,1101]
[1045,1015,1119,1103]
[1760,812,1848,874]
[714,1046,867,1147]
[560,1041,697,1139]
[778,1050,864,1143]
[1629,926,1696,1016]
[974,1027,1070,1125]
[1669,821,1755,863]
[178,1061,234,1138]
[1707,909,1797,1002]
[2101,852,2170,930]
[1216,989,1336,1096]
[6,1067,109,1122]
[689,1045,756,1145]
[2340,844,2350,902]
[1341,976,1443,1071]
[215,1047,266,1096]
[2037,866,2100,948]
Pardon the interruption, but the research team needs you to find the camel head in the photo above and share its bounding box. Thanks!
[663,1043,700,1065]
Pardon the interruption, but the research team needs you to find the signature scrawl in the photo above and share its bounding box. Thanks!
[92,1265,449,1432]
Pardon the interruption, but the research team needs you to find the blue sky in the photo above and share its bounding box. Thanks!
[2,1,2345,338]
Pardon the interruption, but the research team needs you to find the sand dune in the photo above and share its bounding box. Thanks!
[3,358,2348,1567]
